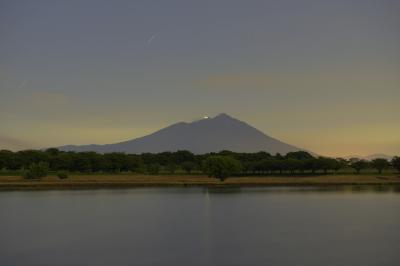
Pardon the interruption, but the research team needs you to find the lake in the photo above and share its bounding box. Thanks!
[0,187,399,266]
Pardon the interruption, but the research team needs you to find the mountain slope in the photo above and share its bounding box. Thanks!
[58,113,302,154]
[343,154,394,161]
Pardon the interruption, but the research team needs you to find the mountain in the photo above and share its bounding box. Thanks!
[58,113,303,154]
[343,154,394,161]
[364,154,394,161]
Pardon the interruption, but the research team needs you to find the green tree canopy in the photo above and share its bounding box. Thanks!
[350,159,369,174]
[202,156,242,181]
[23,162,49,179]
[371,158,389,174]
[391,157,400,173]
[182,161,196,174]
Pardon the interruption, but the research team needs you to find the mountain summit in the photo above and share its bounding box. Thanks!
[58,113,302,154]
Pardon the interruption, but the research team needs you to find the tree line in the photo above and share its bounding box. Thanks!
[0,149,399,180]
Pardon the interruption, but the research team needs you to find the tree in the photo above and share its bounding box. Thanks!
[146,163,160,175]
[297,159,309,173]
[242,161,257,174]
[72,152,93,172]
[50,152,73,171]
[45,148,60,156]
[202,156,242,181]
[57,171,69,179]
[285,151,314,160]
[166,163,177,174]
[103,153,130,172]
[317,157,338,174]
[0,150,12,170]
[257,159,274,174]
[333,158,347,173]
[350,159,369,174]
[181,161,196,174]
[392,156,400,173]
[371,158,389,174]
[305,158,319,174]
[126,155,143,172]
[18,150,49,169]
[272,159,285,174]
[284,159,301,174]
[0,150,22,170]
[23,162,49,179]
[172,150,195,165]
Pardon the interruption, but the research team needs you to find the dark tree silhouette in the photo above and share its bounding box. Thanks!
[24,162,49,179]
[182,161,196,174]
[350,159,369,174]
[202,156,242,181]
[371,158,389,174]
[1,149,398,177]
[392,157,400,173]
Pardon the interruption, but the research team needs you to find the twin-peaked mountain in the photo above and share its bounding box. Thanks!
[58,113,302,154]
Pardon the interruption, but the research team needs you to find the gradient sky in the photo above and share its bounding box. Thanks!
[1,0,399,156]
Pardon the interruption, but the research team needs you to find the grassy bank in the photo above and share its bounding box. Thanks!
[0,174,399,190]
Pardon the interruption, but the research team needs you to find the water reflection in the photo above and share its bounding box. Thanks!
[204,185,400,194]
[0,187,399,266]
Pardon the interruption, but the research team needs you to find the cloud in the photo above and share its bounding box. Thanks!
[198,73,284,90]
[147,34,157,45]
[196,69,400,92]
[0,135,35,151]
[31,91,69,107]
[17,80,28,90]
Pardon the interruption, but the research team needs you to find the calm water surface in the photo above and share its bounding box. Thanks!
[0,187,399,266]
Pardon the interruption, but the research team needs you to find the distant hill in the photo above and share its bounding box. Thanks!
[343,154,394,161]
[364,154,394,161]
[58,113,304,154]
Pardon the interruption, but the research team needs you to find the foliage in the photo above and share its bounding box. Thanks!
[166,163,177,174]
[146,163,160,175]
[1,149,398,177]
[182,161,196,174]
[349,159,369,174]
[392,157,400,173]
[202,156,242,181]
[371,158,389,174]
[23,162,49,179]
[57,171,69,179]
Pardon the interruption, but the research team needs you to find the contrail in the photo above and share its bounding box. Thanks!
[17,80,27,89]
[147,34,156,44]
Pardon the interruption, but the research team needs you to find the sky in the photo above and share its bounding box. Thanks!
[1,0,399,157]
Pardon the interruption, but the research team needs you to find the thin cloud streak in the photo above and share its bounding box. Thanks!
[31,91,69,107]
[197,69,400,91]
[146,34,157,45]
[0,135,36,151]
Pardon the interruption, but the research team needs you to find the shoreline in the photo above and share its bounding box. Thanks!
[1,174,400,191]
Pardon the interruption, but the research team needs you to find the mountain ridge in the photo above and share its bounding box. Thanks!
[58,113,303,154]
[343,154,394,161]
